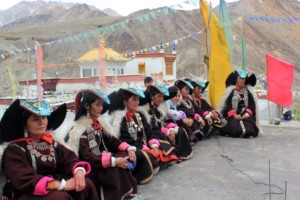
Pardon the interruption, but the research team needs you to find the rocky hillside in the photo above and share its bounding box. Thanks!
[0,0,300,97]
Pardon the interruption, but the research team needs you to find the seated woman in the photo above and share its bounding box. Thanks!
[174,79,206,142]
[139,83,193,161]
[218,70,259,138]
[188,79,227,137]
[67,89,137,199]
[0,99,98,200]
[164,86,198,145]
[109,88,178,170]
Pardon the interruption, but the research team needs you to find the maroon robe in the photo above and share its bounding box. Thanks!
[78,126,137,200]
[2,140,98,200]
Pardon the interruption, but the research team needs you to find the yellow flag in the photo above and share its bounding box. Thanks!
[200,0,233,109]
[6,65,17,99]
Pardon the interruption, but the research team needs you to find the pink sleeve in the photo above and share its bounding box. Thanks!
[148,139,160,147]
[72,161,91,175]
[161,127,169,136]
[33,176,55,195]
[203,111,209,117]
[194,113,200,121]
[101,152,112,168]
[246,109,253,116]
[142,145,150,151]
[166,122,177,129]
[118,142,131,151]
[227,110,236,117]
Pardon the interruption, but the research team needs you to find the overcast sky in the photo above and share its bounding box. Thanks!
[0,0,239,16]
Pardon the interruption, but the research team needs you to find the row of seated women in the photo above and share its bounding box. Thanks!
[0,70,259,200]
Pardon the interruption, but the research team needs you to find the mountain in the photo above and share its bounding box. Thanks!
[102,8,121,16]
[0,1,111,27]
[0,0,300,97]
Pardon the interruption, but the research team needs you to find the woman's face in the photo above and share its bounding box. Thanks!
[26,114,48,138]
[180,86,190,97]
[88,98,104,118]
[171,90,181,105]
[152,93,164,106]
[193,86,202,96]
[237,76,246,87]
[125,95,140,111]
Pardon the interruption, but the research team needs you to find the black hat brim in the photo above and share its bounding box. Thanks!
[0,99,67,143]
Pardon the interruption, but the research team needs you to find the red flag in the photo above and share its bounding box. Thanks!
[99,36,107,89]
[35,41,43,100]
[266,53,294,107]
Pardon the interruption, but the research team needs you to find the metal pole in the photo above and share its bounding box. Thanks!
[284,181,287,200]
[269,160,272,200]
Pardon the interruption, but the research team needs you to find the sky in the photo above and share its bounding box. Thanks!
[0,0,239,16]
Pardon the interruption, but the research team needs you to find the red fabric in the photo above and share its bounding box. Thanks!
[35,41,43,100]
[235,85,245,91]
[92,118,103,131]
[126,111,136,122]
[246,109,253,116]
[99,40,107,88]
[74,90,85,113]
[40,133,53,144]
[158,149,178,163]
[152,104,158,109]
[266,54,294,107]
[227,110,236,117]
[12,132,53,144]
[143,149,160,163]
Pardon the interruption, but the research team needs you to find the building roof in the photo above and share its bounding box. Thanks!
[77,48,129,62]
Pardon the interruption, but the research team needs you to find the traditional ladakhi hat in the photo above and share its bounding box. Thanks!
[174,79,194,90]
[74,89,110,120]
[164,86,180,100]
[140,83,169,106]
[108,88,145,113]
[183,78,209,95]
[225,69,257,87]
[0,99,66,143]
[190,80,209,93]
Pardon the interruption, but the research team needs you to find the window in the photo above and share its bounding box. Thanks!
[83,69,92,77]
[94,69,99,76]
[138,62,145,74]
[166,63,173,75]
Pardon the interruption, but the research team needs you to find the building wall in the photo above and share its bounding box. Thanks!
[125,57,163,75]
[79,61,127,77]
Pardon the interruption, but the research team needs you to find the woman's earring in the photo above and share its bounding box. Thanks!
[87,109,90,118]
[24,129,28,137]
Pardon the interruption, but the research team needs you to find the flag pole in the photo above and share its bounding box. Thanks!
[267,97,272,125]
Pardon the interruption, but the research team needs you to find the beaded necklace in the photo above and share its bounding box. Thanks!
[27,141,55,162]
[127,113,144,140]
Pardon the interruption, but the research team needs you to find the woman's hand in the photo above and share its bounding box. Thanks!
[128,150,136,163]
[73,169,86,192]
[200,119,206,127]
[233,114,242,121]
[211,110,219,119]
[64,178,76,191]
[241,113,249,120]
[116,157,129,169]
[206,117,213,125]
[183,118,193,126]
